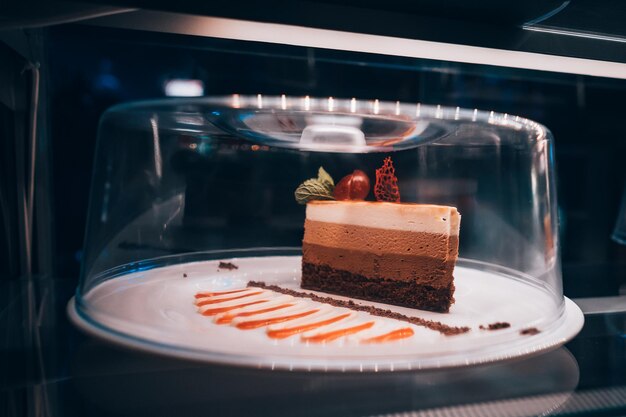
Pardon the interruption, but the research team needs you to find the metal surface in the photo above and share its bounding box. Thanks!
[85,11,626,79]
[0,2,135,30]
[573,296,626,315]
[374,386,626,417]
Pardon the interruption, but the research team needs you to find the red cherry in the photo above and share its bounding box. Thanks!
[334,170,370,200]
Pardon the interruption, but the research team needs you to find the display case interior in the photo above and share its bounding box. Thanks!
[70,95,583,370]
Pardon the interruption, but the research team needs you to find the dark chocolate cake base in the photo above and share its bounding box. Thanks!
[301,262,454,313]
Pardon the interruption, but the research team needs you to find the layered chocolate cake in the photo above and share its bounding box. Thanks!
[301,201,461,313]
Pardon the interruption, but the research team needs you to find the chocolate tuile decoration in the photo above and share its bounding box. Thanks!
[247,281,470,336]
[374,157,401,202]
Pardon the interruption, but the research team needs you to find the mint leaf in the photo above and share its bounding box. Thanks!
[317,166,334,187]
[294,179,334,205]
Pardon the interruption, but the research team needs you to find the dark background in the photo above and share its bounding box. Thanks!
[2,12,626,416]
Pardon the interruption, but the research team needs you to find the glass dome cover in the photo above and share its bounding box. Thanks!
[70,95,582,371]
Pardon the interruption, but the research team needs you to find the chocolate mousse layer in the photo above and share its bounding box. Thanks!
[301,263,455,313]
[302,243,456,287]
[303,221,457,286]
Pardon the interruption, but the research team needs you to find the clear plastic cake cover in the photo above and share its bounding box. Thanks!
[70,95,583,371]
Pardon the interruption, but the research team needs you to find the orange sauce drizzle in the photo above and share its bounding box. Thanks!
[195,289,248,299]
[302,321,375,343]
[267,313,351,340]
[195,290,417,344]
[196,291,263,307]
[360,328,415,344]
[236,309,319,330]
[200,300,267,316]
[216,303,295,324]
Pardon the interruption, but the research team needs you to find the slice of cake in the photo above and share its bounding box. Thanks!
[301,201,460,313]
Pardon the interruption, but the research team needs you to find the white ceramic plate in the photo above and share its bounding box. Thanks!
[68,255,584,372]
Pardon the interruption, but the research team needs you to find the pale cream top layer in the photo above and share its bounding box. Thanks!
[306,201,460,235]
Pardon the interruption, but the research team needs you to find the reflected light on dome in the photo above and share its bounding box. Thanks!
[164,79,204,97]
[522,24,626,44]
[232,94,241,108]
[149,116,162,179]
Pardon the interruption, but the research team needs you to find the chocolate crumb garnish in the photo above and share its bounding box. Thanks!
[183,273,188,278]
[479,322,511,331]
[247,281,470,336]
[218,261,239,270]
[520,327,540,336]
